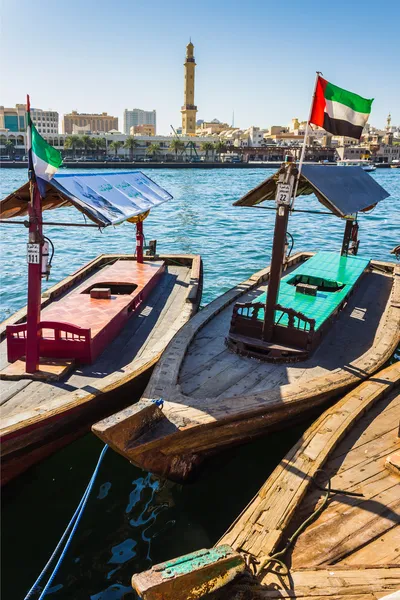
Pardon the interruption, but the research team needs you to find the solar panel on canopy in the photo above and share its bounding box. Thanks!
[233,165,390,217]
[51,171,172,226]
[300,165,389,216]
[0,171,172,227]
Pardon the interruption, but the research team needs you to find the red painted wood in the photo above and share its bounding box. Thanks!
[6,259,165,365]
[25,182,42,373]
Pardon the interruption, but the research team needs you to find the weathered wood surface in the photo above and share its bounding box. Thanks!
[92,252,400,481]
[0,254,202,484]
[218,567,400,598]
[213,362,400,599]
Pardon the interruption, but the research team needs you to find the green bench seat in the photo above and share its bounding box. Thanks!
[249,251,370,331]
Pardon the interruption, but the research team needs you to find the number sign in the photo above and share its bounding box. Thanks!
[27,243,40,264]
[276,183,292,206]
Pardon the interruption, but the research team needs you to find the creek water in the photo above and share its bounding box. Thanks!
[1,167,399,599]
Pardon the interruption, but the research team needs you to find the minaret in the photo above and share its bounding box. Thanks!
[386,112,392,131]
[181,40,197,135]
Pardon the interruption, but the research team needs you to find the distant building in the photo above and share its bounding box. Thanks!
[181,41,197,135]
[62,111,118,134]
[31,108,59,135]
[72,124,92,135]
[337,143,400,164]
[0,104,59,135]
[0,104,27,132]
[123,109,156,135]
[130,124,155,136]
[196,120,231,135]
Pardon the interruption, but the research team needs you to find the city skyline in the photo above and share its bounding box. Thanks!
[1,0,399,135]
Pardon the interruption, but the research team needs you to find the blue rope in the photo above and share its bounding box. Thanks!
[24,444,108,600]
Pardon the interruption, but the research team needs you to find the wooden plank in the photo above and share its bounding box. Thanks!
[225,567,400,598]
[92,257,399,481]
[0,255,203,484]
[218,364,400,562]
[338,526,400,566]
[291,486,400,567]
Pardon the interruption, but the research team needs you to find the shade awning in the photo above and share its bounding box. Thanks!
[234,165,390,217]
[0,171,172,227]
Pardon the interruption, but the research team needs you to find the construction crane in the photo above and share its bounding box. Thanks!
[170,125,199,160]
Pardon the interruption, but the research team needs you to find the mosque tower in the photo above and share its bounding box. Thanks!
[181,40,197,135]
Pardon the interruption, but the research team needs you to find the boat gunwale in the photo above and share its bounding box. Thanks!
[0,253,203,438]
[218,361,400,559]
[140,255,399,428]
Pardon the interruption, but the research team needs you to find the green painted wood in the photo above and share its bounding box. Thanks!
[249,252,370,331]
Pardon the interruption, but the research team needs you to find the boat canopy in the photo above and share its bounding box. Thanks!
[234,165,389,217]
[0,171,172,227]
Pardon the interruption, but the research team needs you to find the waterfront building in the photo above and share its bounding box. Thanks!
[130,124,155,136]
[181,41,197,135]
[123,109,156,135]
[0,104,27,132]
[337,143,400,164]
[62,111,118,134]
[0,131,216,160]
[0,104,59,136]
[196,119,231,135]
[30,108,59,134]
[235,144,336,163]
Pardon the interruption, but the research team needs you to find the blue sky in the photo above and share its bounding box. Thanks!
[1,0,399,134]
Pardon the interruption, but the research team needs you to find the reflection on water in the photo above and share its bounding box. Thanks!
[1,168,399,598]
[2,418,314,599]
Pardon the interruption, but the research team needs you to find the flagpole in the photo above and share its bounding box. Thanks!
[292,71,322,207]
[25,94,43,373]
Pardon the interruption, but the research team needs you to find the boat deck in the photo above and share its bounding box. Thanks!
[251,251,370,330]
[179,263,392,402]
[42,259,165,340]
[0,259,192,422]
[217,362,400,599]
[3,259,165,369]
[92,253,398,482]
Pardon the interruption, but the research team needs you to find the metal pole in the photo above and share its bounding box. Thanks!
[136,220,144,264]
[292,71,322,207]
[25,180,43,373]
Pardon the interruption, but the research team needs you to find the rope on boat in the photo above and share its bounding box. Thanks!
[257,472,363,578]
[24,444,109,600]
[218,473,366,599]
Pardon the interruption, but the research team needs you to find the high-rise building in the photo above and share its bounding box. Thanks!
[181,41,197,135]
[62,111,118,134]
[123,109,156,135]
[31,108,59,134]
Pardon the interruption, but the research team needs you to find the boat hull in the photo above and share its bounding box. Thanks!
[0,254,203,485]
[93,252,400,482]
[133,363,400,599]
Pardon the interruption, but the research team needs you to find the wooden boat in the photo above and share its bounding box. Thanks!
[0,171,203,485]
[93,162,400,481]
[131,361,400,600]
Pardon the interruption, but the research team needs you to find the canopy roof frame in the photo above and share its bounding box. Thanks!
[233,165,390,218]
[0,171,172,227]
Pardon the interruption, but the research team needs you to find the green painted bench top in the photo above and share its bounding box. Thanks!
[250,252,370,331]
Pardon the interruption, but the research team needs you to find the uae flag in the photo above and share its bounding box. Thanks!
[27,96,62,197]
[310,76,373,139]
